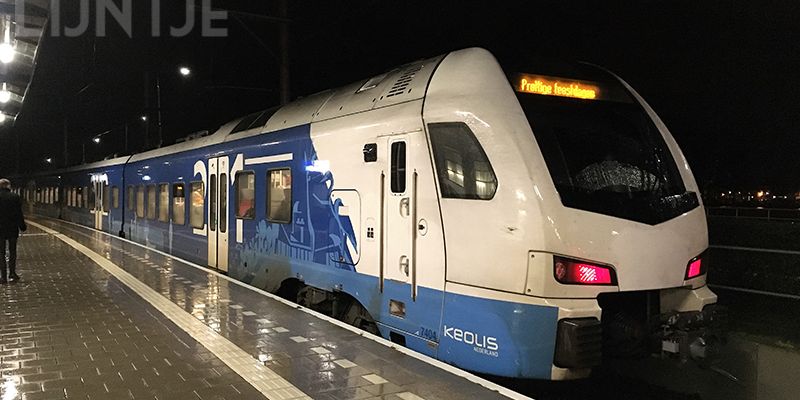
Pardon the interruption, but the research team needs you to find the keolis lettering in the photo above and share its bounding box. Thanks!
[443,325,499,355]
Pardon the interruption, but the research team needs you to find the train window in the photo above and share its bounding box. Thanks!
[147,184,157,220]
[209,174,217,232]
[172,183,185,225]
[219,173,227,233]
[112,186,119,209]
[158,184,169,223]
[84,186,91,209]
[103,183,110,211]
[55,188,59,203]
[127,186,135,211]
[267,169,292,223]
[235,171,255,219]
[428,122,497,200]
[136,185,145,218]
[391,142,406,193]
[78,187,84,208]
[190,181,204,229]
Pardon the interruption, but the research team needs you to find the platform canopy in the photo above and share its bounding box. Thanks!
[0,0,48,124]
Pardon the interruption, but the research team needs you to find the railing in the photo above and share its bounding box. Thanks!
[706,206,800,221]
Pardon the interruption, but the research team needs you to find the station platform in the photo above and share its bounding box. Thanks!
[0,217,525,400]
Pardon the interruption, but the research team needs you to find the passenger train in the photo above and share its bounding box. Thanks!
[19,48,723,380]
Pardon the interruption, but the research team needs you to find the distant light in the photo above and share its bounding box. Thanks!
[179,66,191,77]
[93,137,101,144]
[140,115,148,122]
[45,158,52,164]
[0,17,13,64]
[0,43,12,64]
[0,113,6,123]
[142,175,152,181]
[0,83,11,103]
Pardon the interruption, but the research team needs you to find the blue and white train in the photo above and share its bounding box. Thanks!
[20,48,723,380]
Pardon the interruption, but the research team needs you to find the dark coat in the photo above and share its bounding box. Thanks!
[0,188,26,238]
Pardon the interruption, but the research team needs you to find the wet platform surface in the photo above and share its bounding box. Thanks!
[5,216,800,400]
[1,218,517,400]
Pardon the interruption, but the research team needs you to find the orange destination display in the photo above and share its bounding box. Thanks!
[514,74,601,100]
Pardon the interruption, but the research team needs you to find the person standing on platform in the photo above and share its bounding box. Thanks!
[0,179,26,284]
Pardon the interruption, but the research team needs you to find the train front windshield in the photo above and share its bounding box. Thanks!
[513,72,699,224]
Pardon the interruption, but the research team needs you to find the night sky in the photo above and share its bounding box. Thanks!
[2,1,798,192]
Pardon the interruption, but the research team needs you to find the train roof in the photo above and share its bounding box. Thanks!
[48,48,504,168]
[126,52,447,163]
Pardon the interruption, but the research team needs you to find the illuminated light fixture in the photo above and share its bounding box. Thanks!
[0,113,6,123]
[179,66,191,76]
[92,137,101,144]
[305,159,330,173]
[685,255,706,280]
[0,17,14,64]
[140,115,148,122]
[554,256,617,285]
[45,158,52,163]
[0,83,10,103]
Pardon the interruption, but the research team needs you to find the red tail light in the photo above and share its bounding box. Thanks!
[685,255,706,279]
[554,256,617,286]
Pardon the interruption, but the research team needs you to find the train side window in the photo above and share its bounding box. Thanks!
[84,186,91,209]
[190,181,204,229]
[390,142,406,193]
[136,185,145,218]
[77,187,84,208]
[127,185,135,211]
[428,122,497,200]
[55,188,59,203]
[209,174,217,232]
[172,183,185,225]
[158,183,169,222]
[267,169,292,223]
[235,171,255,219]
[112,186,120,209]
[147,184,157,220]
[102,183,110,211]
[219,173,227,233]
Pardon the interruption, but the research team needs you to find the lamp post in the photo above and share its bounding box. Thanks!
[148,66,192,149]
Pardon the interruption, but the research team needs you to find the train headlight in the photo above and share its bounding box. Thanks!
[685,254,707,280]
[553,256,617,286]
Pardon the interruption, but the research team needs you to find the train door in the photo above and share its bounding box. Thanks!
[384,135,416,293]
[207,156,230,272]
[91,178,108,231]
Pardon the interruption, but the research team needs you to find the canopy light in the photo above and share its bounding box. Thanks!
[0,83,11,103]
[93,137,101,144]
[0,113,7,123]
[0,18,14,64]
[140,115,148,121]
[179,66,191,76]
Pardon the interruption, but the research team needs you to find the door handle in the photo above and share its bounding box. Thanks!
[399,255,409,276]
[399,198,410,217]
